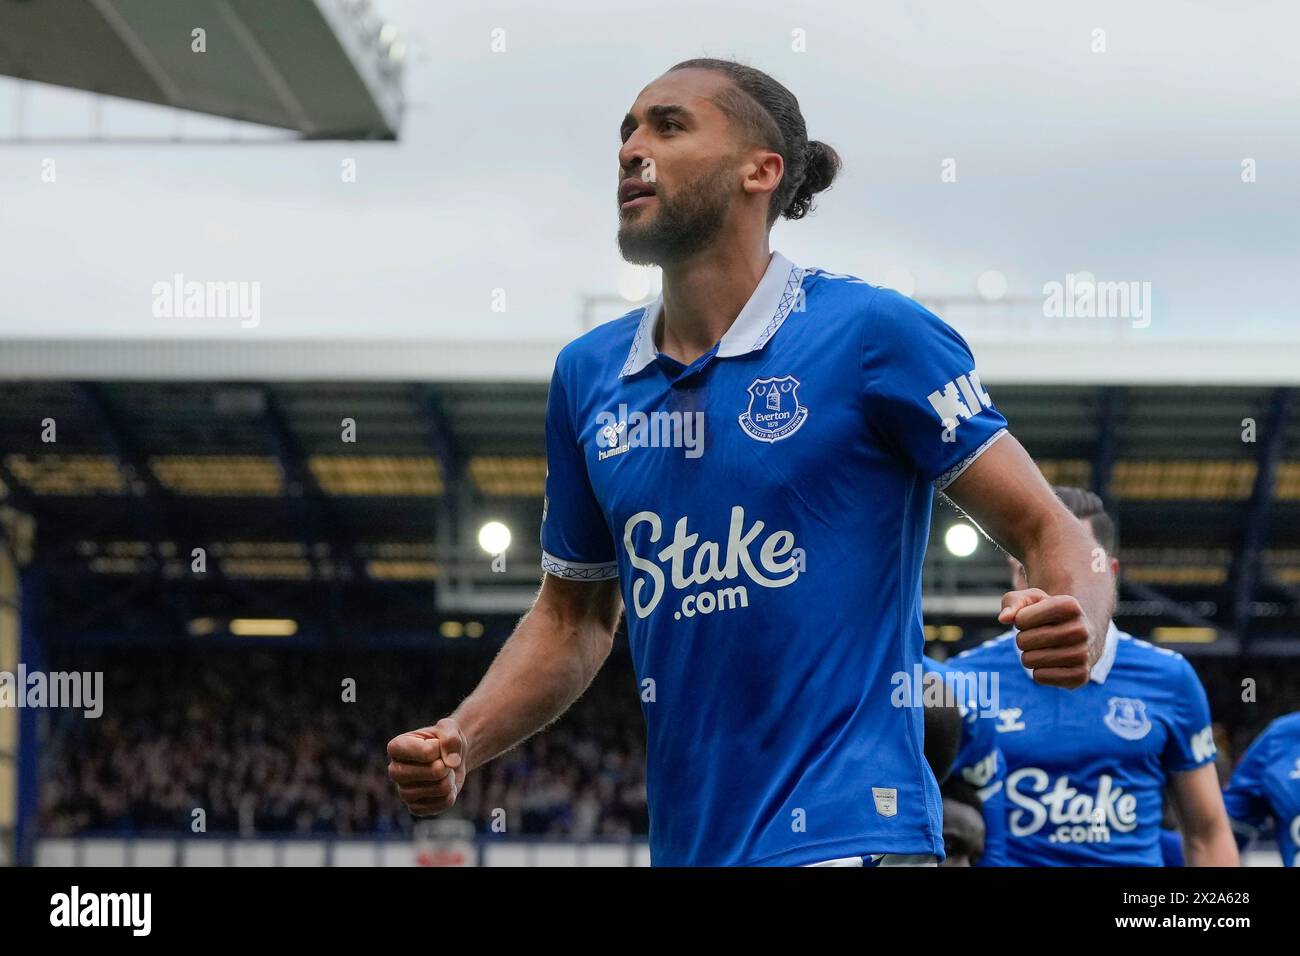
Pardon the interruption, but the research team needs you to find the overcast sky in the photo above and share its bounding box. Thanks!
[0,0,1296,342]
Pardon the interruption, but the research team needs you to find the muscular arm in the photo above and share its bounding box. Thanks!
[387,574,621,815]
[453,574,622,773]
[1170,764,1241,866]
[945,434,1116,686]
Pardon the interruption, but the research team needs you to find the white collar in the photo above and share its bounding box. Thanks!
[619,251,805,378]
[1090,620,1121,683]
[1018,620,1120,684]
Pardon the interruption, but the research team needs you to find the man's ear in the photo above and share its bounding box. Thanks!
[742,149,784,198]
[1110,557,1120,578]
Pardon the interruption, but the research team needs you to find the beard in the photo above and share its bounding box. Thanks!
[617,162,734,266]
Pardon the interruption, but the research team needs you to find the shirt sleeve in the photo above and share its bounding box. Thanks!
[861,289,1009,489]
[1222,725,1274,839]
[540,361,617,580]
[1161,657,1217,774]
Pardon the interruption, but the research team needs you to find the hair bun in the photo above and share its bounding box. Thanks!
[784,140,842,220]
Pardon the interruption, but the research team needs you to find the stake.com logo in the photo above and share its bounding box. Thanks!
[622,506,804,620]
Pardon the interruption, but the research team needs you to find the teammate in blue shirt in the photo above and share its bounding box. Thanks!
[953,487,1238,866]
[1223,712,1300,866]
[924,657,1008,866]
[387,58,1115,865]
[1158,793,1186,866]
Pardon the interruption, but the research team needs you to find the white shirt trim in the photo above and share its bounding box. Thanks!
[541,552,618,581]
[1089,620,1121,683]
[933,427,1008,492]
[804,854,885,867]
[619,251,804,378]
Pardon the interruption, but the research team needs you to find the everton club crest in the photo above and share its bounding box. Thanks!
[1103,697,1152,741]
[738,375,808,443]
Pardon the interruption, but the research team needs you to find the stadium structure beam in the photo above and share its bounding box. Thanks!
[1260,574,1300,610]
[15,562,44,866]
[1231,387,1295,641]
[1092,387,1122,510]
[1120,578,1226,635]
[0,458,40,519]
[254,388,440,627]
[258,387,364,638]
[0,0,404,140]
[74,382,161,497]
[30,517,266,625]
[74,381,192,634]
[211,1,315,134]
[412,385,469,600]
[58,567,166,634]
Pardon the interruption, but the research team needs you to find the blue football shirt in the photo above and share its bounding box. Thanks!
[1159,827,1185,867]
[541,251,1008,865]
[923,657,1008,867]
[1223,712,1300,867]
[952,624,1217,866]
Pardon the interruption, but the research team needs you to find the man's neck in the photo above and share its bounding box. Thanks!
[655,239,772,366]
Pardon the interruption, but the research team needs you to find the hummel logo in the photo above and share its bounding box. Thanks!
[597,419,629,460]
[996,708,1027,733]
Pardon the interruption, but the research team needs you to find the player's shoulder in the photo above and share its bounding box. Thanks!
[951,630,1020,666]
[553,307,646,382]
[1260,711,1300,744]
[802,268,939,337]
[1115,630,1197,675]
[1110,631,1207,705]
[809,272,973,371]
[1236,713,1299,766]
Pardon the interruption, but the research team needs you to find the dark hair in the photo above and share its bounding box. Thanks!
[1052,485,1118,556]
[668,58,841,225]
[921,692,963,785]
[940,777,983,814]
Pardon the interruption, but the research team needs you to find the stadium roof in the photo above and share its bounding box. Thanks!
[0,379,1297,653]
[0,0,403,139]
[2,337,1300,385]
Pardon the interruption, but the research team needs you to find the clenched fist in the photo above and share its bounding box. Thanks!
[387,718,468,817]
[998,588,1096,689]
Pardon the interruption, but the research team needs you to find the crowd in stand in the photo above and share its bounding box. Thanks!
[38,643,1297,838]
[39,645,648,839]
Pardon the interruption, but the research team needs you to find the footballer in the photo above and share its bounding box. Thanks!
[1223,711,1300,866]
[953,487,1239,865]
[388,59,1115,866]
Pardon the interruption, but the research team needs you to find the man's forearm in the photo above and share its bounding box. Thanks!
[1183,822,1241,866]
[452,594,615,774]
[1020,509,1116,666]
[1171,765,1241,866]
[945,437,1115,670]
